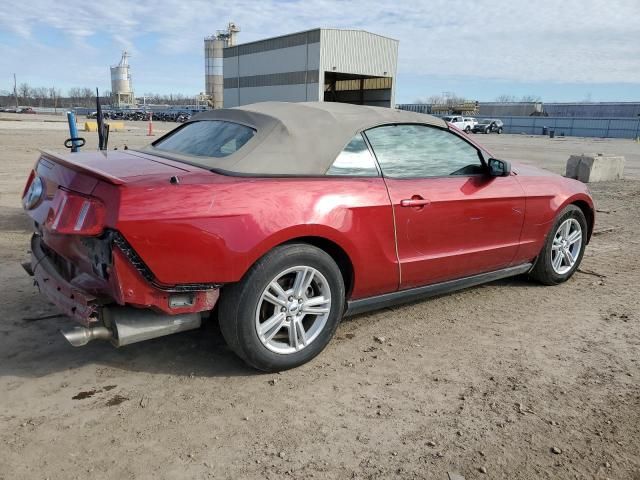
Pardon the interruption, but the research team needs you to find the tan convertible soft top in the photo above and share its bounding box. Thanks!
[144,101,447,175]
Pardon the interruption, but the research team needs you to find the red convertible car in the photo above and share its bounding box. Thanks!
[22,102,594,371]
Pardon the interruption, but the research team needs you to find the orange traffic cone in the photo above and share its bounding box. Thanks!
[147,113,154,136]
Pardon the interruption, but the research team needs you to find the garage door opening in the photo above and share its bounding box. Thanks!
[323,72,393,108]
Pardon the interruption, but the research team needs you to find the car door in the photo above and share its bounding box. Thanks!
[364,124,526,289]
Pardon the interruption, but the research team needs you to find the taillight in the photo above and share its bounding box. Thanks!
[22,170,36,198]
[45,189,106,236]
[22,171,45,210]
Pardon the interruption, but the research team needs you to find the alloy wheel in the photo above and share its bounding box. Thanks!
[255,266,332,354]
[551,218,583,275]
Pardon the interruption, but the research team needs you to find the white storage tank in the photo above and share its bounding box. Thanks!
[205,23,239,109]
[110,51,134,107]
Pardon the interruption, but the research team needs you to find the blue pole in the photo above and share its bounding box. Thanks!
[67,111,80,152]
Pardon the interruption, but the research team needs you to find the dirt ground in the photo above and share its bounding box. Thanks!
[1,114,638,480]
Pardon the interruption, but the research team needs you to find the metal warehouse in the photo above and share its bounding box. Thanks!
[221,28,398,108]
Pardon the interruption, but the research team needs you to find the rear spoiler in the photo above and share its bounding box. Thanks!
[39,150,125,185]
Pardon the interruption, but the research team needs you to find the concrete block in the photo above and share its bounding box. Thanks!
[565,153,625,183]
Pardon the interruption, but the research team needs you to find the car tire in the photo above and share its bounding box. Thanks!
[465,126,471,133]
[218,243,345,372]
[529,205,587,286]
[497,127,503,134]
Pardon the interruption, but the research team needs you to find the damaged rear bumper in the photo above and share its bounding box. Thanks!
[25,234,220,329]
[28,234,100,325]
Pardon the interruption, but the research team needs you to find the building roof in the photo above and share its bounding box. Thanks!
[144,101,445,175]
[224,28,398,49]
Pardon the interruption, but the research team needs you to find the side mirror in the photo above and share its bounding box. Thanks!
[488,158,511,177]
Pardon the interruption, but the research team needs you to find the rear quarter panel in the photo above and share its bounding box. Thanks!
[115,174,399,299]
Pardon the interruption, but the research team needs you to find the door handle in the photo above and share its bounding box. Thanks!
[400,196,430,208]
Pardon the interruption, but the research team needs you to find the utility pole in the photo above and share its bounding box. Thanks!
[13,73,19,109]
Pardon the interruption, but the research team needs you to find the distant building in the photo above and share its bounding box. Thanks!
[478,102,544,117]
[110,51,134,108]
[398,102,640,118]
[542,102,640,118]
[222,28,398,108]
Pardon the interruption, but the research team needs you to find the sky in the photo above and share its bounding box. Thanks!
[0,0,639,103]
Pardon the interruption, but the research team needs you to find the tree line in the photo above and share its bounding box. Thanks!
[0,85,110,109]
[414,93,543,105]
[0,83,201,109]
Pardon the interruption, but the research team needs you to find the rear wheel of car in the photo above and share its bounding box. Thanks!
[485,128,491,134]
[529,205,587,285]
[218,244,345,372]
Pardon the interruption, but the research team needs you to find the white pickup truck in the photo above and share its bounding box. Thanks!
[442,116,477,133]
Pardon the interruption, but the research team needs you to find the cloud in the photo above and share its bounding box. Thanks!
[1,0,639,92]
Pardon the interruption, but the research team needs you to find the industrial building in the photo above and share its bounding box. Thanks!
[213,28,398,108]
[110,51,134,108]
[543,102,640,118]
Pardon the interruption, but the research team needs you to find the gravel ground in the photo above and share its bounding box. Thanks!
[1,114,638,480]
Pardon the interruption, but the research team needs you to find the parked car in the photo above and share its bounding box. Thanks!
[21,102,594,371]
[18,107,36,114]
[442,115,477,133]
[473,119,504,134]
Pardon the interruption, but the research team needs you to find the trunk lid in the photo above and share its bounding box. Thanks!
[26,150,194,227]
[38,149,191,186]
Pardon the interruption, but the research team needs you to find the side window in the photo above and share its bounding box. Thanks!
[364,124,484,178]
[326,134,379,177]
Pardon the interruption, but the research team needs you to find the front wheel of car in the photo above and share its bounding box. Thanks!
[218,244,345,372]
[529,205,587,285]
[465,126,471,133]
[485,128,491,134]
[497,127,503,134]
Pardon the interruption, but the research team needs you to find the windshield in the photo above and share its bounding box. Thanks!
[153,120,255,158]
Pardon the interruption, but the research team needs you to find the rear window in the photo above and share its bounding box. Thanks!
[153,120,255,158]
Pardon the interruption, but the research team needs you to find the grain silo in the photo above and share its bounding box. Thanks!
[205,22,240,109]
[110,51,134,107]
